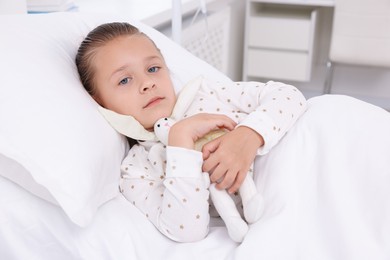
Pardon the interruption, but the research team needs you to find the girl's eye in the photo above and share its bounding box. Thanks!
[119,77,130,85]
[148,66,159,73]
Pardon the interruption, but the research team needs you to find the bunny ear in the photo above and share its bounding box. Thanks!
[98,106,157,141]
[171,76,204,120]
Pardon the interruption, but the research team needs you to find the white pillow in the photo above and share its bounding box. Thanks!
[0,12,231,227]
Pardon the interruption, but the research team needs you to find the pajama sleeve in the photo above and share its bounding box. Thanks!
[120,144,210,243]
[206,79,307,154]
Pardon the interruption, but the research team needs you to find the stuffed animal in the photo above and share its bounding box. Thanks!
[154,117,264,243]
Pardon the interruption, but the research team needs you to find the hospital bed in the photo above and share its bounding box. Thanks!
[0,12,390,260]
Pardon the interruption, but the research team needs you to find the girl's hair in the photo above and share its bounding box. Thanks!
[75,22,153,96]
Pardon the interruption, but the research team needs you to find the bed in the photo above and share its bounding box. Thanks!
[0,12,390,260]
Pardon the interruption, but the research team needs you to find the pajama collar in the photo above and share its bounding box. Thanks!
[98,76,204,141]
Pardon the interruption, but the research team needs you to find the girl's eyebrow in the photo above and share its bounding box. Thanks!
[146,55,163,63]
[110,55,163,80]
[110,65,128,80]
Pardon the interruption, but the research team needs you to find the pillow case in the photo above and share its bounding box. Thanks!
[0,12,231,227]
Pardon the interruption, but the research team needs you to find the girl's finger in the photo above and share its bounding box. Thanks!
[209,164,226,184]
[227,170,246,194]
[201,138,220,160]
[216,169,237,190]
[213,115,236,130]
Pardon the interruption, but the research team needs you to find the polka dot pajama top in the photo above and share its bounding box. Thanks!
[120,77,307,242]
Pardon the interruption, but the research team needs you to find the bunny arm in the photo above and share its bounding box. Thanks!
[196,130,264,224]
[208,180,249,243]
[239,174,264,224]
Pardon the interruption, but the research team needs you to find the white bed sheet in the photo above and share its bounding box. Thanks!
[0,175,236,260]
[1,95,390,260]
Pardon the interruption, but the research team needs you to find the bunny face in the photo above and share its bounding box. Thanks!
[154,117,177,145]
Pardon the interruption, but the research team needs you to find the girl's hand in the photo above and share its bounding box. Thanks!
[168,113,236,149]
[202,126,264,194]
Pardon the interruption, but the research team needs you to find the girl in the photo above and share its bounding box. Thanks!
[76,22,307,242]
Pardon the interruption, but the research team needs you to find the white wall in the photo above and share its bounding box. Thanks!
[0,0,26,14]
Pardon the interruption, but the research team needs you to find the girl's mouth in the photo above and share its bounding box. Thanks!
[144,97,163,108]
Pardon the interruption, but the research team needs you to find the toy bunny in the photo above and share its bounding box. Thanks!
[154,117,264,242]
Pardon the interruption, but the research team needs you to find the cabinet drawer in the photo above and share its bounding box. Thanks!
[248,9,314,51]
[246,49,310,81]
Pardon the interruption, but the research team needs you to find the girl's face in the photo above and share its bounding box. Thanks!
[93,35,176,130]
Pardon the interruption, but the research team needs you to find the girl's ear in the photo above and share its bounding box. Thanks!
[92,94,102,105]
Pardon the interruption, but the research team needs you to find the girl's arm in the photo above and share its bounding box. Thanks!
[121,114,236,242]
[202,80,307,192]
[121,145,210,242]
[168,113,236,149]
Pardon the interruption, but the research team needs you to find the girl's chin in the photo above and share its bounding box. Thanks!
[143,116,171,131]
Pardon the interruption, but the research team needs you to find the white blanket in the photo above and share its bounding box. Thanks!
[1,95,389,260]
[237,95,390,259]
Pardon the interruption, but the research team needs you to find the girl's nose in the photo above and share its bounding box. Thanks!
[140,79,155,93]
